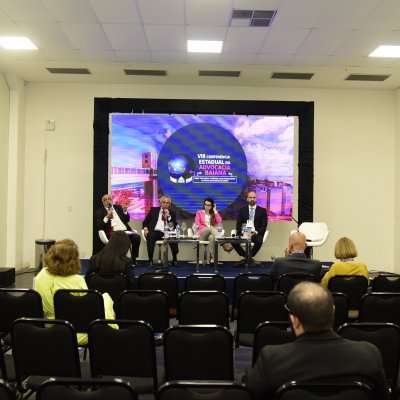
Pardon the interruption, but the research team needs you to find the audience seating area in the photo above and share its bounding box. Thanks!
[1,271,400,399]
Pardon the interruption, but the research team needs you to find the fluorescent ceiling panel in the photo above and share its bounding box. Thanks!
[0,36,37,49]
[187,40,223,53]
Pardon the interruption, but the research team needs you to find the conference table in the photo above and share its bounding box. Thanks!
[162,237,201,272]
[214,236,252,274]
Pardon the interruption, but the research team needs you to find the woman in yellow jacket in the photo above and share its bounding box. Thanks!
[321,237,369,287]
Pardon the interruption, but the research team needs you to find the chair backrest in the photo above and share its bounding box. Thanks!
[88,319,158,394]
[298,222,329,243]
[232,274,274,320]
[98,230,108,244]
[328,275,369,310]
[54,289,105,333]
[337,322,400,390]
[138,273,179,309]
[275,381,372,400]
[0,289,43,334]
[0,378,16,400]
[11,318,81,392]
[332,292,349,330]
[37,377,138,400]
[156,381,252,400]
[115,290,170,333]
[371,274,400,293]
[252,321,294,365]
[178,291,230,327]
[184,274,225,292]
[358,293,400,326]
[277,273,318,296]
[163,325,234,381]
[86,273,129,302]
[236,291,288,346]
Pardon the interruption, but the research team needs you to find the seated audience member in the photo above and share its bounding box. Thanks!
[87,230,135,288]
[35,239,115,344]
[195,197,232,264]
[95,193,141,265]
[244,281,390,400]
[321,237,369,287]
[269,232,322,281]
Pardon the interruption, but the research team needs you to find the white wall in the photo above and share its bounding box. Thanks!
[16,83,397,271]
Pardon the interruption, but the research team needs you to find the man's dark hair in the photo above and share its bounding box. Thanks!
[287,281,334,332]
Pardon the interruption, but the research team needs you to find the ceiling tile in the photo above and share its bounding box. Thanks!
[358,0,400,30]
[151,51,187,63]
[41,0,98,22]
[102,23,148,51]
[0,0,54,22]
[137,0,184,25]
[116,51,153,63]
[89,0,141,23]
[224,27,268,53]
[186,26,227,41]
[59,22,112,50]
[260,28,311,54]
[185,0,231,26]
[144,25,186,52]
[79,50,118,61]
[220,53,257,64]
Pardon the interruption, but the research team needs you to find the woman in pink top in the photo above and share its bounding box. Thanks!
[195,197,232,264]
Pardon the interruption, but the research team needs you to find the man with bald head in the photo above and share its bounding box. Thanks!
[244,282,390,399]
[269,232,322,281]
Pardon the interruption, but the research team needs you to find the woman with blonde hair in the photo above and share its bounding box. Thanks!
[321,237,369,287]
[35,238,115,344]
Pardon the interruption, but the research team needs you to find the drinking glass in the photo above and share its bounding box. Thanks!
[181,222,187,238]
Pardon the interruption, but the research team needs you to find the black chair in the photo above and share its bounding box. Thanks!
[332,292,349,331]
[0,288,43,381]
[0,378,16,400]
[328,275,369,314]
[184,274,225,292]
[115,290,169,337]
[163,325,234,381]
[177,291,230,327]
[236,291,288,347]
[88,319,162,394]
[156,381,252,400]
[371,274,400,293]
[85,273,129,302]
[358,293,400,325]
[337,322,400,391]
[231,273,274,321]
[11,318,81,398]
[277,273,318,296]
[252,321,294,365]
[138,273,179,317]
[36,377,138,400]
[275,381,372,400]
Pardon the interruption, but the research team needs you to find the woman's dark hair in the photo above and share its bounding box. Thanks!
[203,197,216,226]
[92,231,131,273]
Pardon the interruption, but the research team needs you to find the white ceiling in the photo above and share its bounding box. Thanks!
[1,0,400,89]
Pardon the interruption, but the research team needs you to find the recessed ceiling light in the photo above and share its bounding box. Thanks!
[369,45,400,58]
[0,36,37,50]
[187,40,223,53]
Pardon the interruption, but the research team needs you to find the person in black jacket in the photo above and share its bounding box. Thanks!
[142,194,179,267]
[94,194,140,265]
[244,281,390,400]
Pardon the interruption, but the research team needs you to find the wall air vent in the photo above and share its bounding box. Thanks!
[124,69,167,76]
[198,70,241,77]
[345,74,389,82]
[271,72,314,80]
[231,9,276,27]
[46,68,90,74]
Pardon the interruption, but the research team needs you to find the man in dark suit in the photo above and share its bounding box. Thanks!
[142,194,179,268]
[270,232,322,281]
[244,281,390,400]
[233,190,268,266]
[94,194,141,265]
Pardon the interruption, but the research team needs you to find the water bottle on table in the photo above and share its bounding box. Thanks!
[217,223,223,238]
[192,223,199,238]
[164,224,169,239]
[176,224,181,239]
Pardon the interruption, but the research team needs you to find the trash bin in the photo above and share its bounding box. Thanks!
[35,239,56,274]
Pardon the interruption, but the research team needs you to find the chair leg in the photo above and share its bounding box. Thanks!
[157,244,162,264]
[203,244,208,266]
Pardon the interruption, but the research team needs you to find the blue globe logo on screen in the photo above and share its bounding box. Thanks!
[168,154,194,183]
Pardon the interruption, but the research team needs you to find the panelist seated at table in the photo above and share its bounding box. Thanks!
[233,190,268,267]
[142,194,179,268]
[195,197,233,264]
